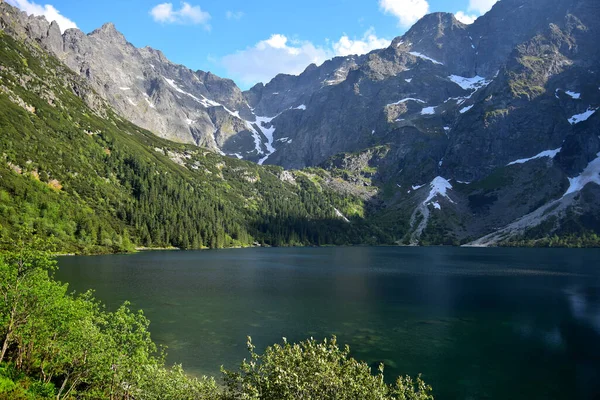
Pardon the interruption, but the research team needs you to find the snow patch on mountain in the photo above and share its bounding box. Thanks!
[448,75,490,91]
[334,208,350,223]
[424,177,454,204]
[507,148,561,166]
[409,52,443,65]
[409,177,454,244]
[568,107,597,125]
[256,115,277,165]
[324,67,350,86]
[460,105,474,114]
[163,77,225,110]
[387,98,426,107]
[563,152,600,197]
[421,106,436,115]
[164,77,199,100]
[565,91,581,99]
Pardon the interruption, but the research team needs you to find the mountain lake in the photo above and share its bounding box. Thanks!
[56,247,600,399]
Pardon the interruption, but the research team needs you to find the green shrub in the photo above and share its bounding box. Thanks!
[136,364,219,400]
[222,336,433,400]
[0,376,15,394]
[27,381,55,398]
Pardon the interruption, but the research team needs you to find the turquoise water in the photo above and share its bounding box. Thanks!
[56,247,600,399]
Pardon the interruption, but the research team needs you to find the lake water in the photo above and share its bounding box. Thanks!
[56,247,600,399]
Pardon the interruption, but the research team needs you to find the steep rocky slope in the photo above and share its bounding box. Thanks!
[246,0,599,170]
[0,1,284,162]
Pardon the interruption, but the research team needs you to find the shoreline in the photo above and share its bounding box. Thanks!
[49,242,600,258]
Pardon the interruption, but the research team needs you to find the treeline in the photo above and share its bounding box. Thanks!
[0,240,433,399]
[502,213,600,248]
[0,32,391,255]
[503,233,600,248]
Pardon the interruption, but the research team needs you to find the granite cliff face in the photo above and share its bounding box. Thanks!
[0,3,280,162]
[1,0,599,245]
[246,0,599,172]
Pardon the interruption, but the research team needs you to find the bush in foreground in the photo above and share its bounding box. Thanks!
[222,336,433,400]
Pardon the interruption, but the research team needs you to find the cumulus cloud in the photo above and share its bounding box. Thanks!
[455,0,499,24]
[222,29,391,87]
[332,28,391,57]
[468,0,499,14]
[378,0,429,27]
[225,10,244,21]
[222,35,328,87]
[150,2,211,27]
[454,11,478,24]
[6,0,77,33]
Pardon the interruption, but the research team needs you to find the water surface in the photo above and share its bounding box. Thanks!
[56,247,600,399]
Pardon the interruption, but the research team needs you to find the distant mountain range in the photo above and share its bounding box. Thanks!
[1,0,599,247]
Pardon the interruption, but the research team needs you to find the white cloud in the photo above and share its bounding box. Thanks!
[333,28,391,57]
[222,29,390,87]
[378,0,429,27]
[150,2,210,27]
[6,0,77,33]
[262,34,289,50]
[455,11,478,24]
[225,10,244,20]
[468,0,499,14]
[222,35,329,87]
[455,0,499,24]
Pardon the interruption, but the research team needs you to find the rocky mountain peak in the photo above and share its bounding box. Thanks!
[141,46,169,63]
[408,12,463,34]
[303,63,319,73]
[396,11,465,49]
[48,20,61,34]
[95,22,117,33]
[89,22,126,43]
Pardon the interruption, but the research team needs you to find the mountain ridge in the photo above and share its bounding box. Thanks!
[1,0,599,247]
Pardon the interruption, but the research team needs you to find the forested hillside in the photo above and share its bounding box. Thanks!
[0,31,388,254]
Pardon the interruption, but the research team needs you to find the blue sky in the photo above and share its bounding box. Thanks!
[7,0,498,88]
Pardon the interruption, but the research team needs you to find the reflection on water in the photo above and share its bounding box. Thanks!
[56,247,600,400]
[567,286,600,333]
